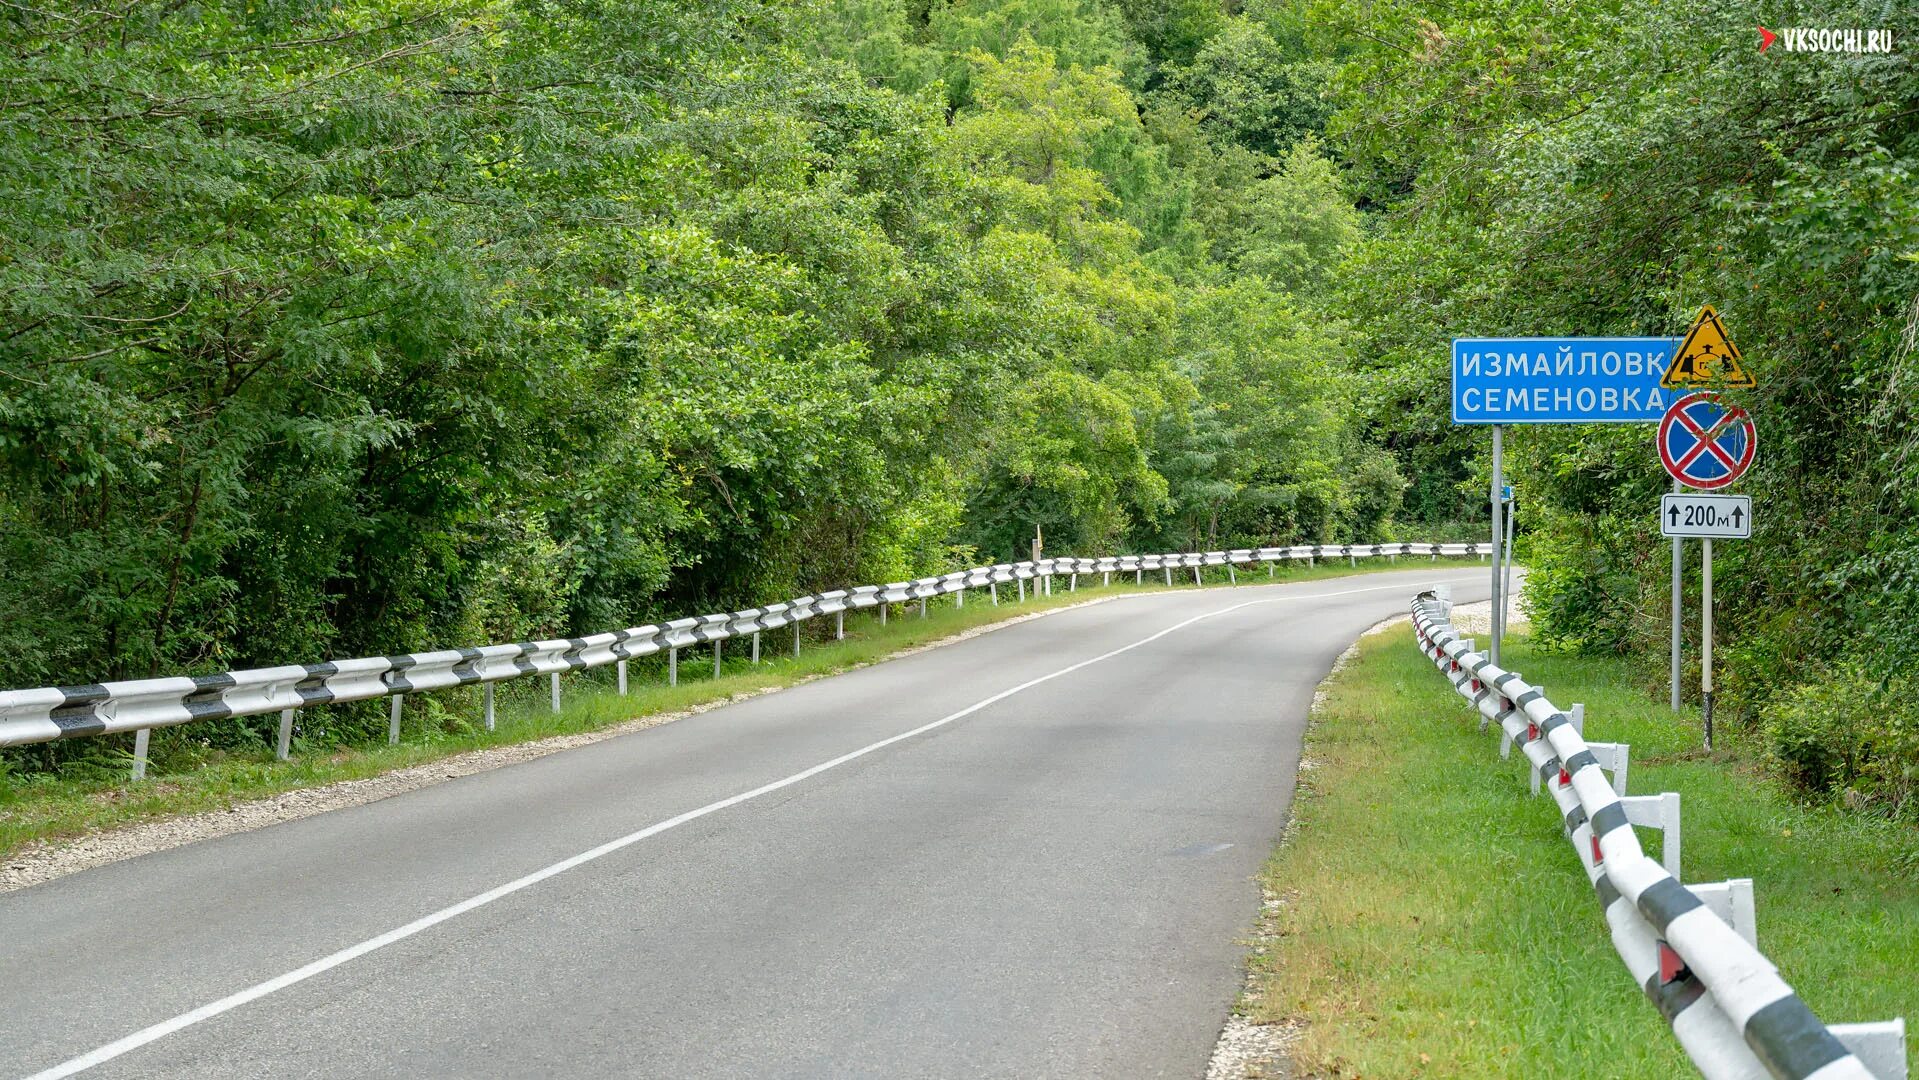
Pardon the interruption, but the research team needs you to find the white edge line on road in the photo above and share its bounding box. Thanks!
[25,577,1468,1080]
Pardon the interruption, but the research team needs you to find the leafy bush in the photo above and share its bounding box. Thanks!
[1763,665,1919,820]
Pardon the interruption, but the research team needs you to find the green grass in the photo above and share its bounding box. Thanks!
[0,556,1483,861]
[1249,624,1919,1078]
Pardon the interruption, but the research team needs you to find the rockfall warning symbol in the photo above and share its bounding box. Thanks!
[1661,305,1754,389]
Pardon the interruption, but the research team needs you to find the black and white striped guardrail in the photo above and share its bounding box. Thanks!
[0,543,1485,771]
[1411,591,1906,1080]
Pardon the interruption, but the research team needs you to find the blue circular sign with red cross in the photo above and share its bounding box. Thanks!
[1659,391,1756,489]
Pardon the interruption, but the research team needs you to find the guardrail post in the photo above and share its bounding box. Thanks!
[617,660,628,695]
[1268,561,1274,577]
[751,631,761,663]
[1103,571,1110,586]
[713,639,722,678]
[131,727,150,781]
[880,603,888,625]
[1228,564,1237,585]
[1830,1021,1907,1080]
[1588,741,1630,796]
[484,682,496,730]
[1686,878,1755,946]
[836,610,845,638]
[793,620,801,657]
[277,708,295,760]
[550,671,561,713]
[1625,793,1682,879]
[1192,566,1202,587]
[1018,578,1026,602]
[1136,568,1143,584]
[990,583,999,605]
[1070,573,1077,591]
[389,696,403,745]
[919,596,927,616]
[1164,567,1172,585]
[1349,553,1356,567]
[957,587,965,608]
[669,646,678,686]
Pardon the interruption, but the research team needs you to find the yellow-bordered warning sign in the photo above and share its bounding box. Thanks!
[1661,305,1755,389]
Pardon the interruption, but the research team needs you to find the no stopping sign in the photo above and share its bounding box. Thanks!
[1658,392,1755,489]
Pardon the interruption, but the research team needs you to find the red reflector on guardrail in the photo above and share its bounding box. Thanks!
[1591,834,1603,864]
[1559,766,1572,787]
[1657,941,1687,984]
[1527,721,1539,741]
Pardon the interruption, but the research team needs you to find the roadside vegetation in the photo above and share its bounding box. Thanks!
[0,559,1469,860]
[1248,623,1919,1078]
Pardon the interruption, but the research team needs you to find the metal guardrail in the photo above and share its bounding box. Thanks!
[0,543,1485,773]
[1411,591,1906,1080]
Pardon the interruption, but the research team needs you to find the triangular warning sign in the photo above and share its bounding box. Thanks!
[1661,305,1755,389]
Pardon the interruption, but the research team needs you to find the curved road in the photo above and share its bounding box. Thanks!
[2,567,1488,1079]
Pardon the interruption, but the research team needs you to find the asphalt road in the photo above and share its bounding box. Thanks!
[2,567,1489,1080]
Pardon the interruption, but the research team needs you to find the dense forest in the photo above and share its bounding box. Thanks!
[0,0,1399,698]
[3,0,1917,815]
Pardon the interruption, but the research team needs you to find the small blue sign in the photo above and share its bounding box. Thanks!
[1453,338,1680,424]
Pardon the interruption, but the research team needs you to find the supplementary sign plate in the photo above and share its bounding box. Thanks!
[1452,338,1679,424]
[1658,392,1756,489]
[1661,305,1754,389]
[1661,493,1751,538]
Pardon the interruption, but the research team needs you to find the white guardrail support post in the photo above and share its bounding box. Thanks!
[388,696,402,745]
[550,672,561,713]
[617,660,628,695]
[131,727,149,781]
[1832,1022,1908,1080]
[484,682,496,730]
[277,708,295,761]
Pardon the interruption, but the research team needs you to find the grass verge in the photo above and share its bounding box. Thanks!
[0,557,1482,862]
[1246,623,1919,1078]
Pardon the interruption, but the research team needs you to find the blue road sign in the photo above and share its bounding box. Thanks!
[1452,337,1680,424]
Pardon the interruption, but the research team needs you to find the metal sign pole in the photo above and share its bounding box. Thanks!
[1671,478,1683,711]
[1501,493,1515,634]
[1489,424,1503,665]
[1702,536,1714,750]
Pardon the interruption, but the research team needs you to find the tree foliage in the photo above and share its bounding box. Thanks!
[1309,0,1919,813]
[2,0,1390,773]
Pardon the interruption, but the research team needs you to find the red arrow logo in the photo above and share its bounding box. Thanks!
[1758,25,1777,51]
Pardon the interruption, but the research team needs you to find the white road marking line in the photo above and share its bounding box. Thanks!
[25,579,1465,1079]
